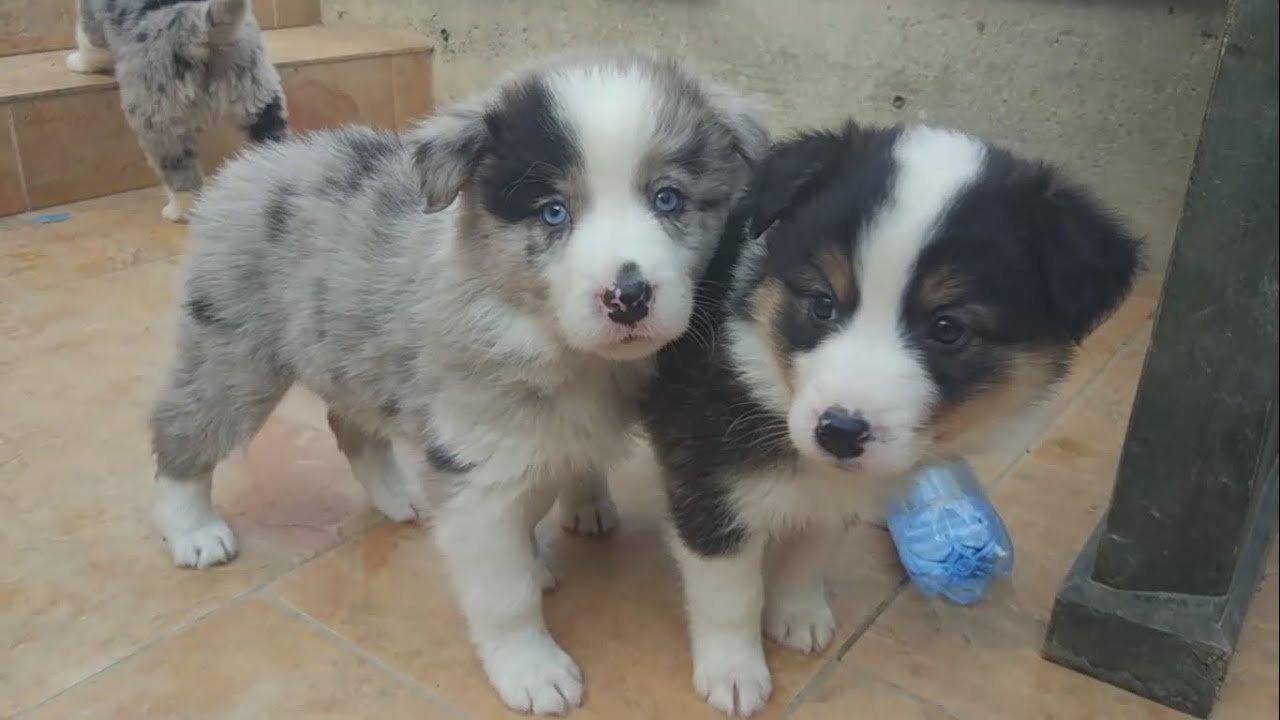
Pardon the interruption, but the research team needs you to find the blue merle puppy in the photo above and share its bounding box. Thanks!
[147,50,767,714]
[67,0,287,222]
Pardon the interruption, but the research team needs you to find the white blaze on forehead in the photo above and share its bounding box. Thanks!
[540,64,697,354]
[853,127,988,332]
[546,65,662,192]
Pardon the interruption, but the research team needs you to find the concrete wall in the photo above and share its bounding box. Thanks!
[322,0,1228,262]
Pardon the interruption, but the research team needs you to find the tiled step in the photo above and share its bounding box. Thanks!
[0,25,433,217]
[0,0,320,57]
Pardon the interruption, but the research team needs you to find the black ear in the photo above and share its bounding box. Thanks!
[744,121,866,239]
[1023,166,1144,343]
[406,100,490,213]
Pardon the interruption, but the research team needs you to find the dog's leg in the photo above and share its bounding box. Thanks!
[433,474,584,715]
[133,125,203,223]
[762,525,840,654]
[557,471,619,536]
[671,532,772,717]
[155,141,203,224]
[65,2,113,74]
[327,410,426,522]
[151,331,291,569]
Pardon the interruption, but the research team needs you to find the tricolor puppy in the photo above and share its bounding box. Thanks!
[67,0,287,222]
[638,122,1141,716]
[147,51,766,714]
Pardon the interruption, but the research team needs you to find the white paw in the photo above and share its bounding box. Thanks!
[693,639,772,717]
[154,474,237,569]
[160,200,190,223]
[167,520,238,569]
[65,52,90,73]
[65,51,109,73]
[351,451,428,523]
[558,495,619,536]
[366,474,428,523]
[482,634,584,715]
[764,597,837,654]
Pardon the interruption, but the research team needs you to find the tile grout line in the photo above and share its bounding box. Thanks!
[11,519,383,717]
[779,578,909,718]
[7,105,32,212]
[259,591,472,720]
[12,596,250,718]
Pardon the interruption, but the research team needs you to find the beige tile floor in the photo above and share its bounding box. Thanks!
[1,189,1276,719]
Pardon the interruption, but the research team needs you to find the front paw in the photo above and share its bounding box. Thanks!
[482,634,584,715]
[558,494,619,536]
[693,637,772,717]
[764,596,837,654]
[164,519,238,569]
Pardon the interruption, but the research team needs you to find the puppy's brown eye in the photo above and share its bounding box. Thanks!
[809,294,836,321]
[929,315,967,345]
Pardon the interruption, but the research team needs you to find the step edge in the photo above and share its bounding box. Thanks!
[0,45,432,105]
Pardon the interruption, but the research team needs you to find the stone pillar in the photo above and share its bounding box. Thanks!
[1041,0,1279,716]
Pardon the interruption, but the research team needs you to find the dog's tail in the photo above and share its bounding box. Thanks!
[206,0,248,46]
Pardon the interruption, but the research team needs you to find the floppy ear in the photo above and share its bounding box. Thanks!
[1020,165,1144,343]
[744,121,865,239]
[406,99,491,213]
[702,81,771,167]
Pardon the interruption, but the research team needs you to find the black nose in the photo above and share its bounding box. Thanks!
[602,265,653,325]
[814,408,871,459]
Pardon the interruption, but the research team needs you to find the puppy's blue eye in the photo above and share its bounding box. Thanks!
[652,187,683,214]
[539,201,570,227]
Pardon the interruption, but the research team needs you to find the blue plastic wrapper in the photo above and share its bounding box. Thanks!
[885,459,1014,606]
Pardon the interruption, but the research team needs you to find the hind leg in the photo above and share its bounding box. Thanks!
[65,3,113,74]
[149,135,203,223]
[151,330,291,568]
[126,105,204,223]
[327,410,427,522]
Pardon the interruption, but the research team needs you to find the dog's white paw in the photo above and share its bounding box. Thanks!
[482,634,584,715]
[350,450,428,523]
[65,50,110,74]
[166,520,238,569]
[65,51,90,73]
[160,200,190,223]
[366,472,428,523]
[693,641,773,717]
[154,474,237,569]
[161,190,195,223]
[559,495,619,536]
[370,487,426,523]
[764,597,837,654]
